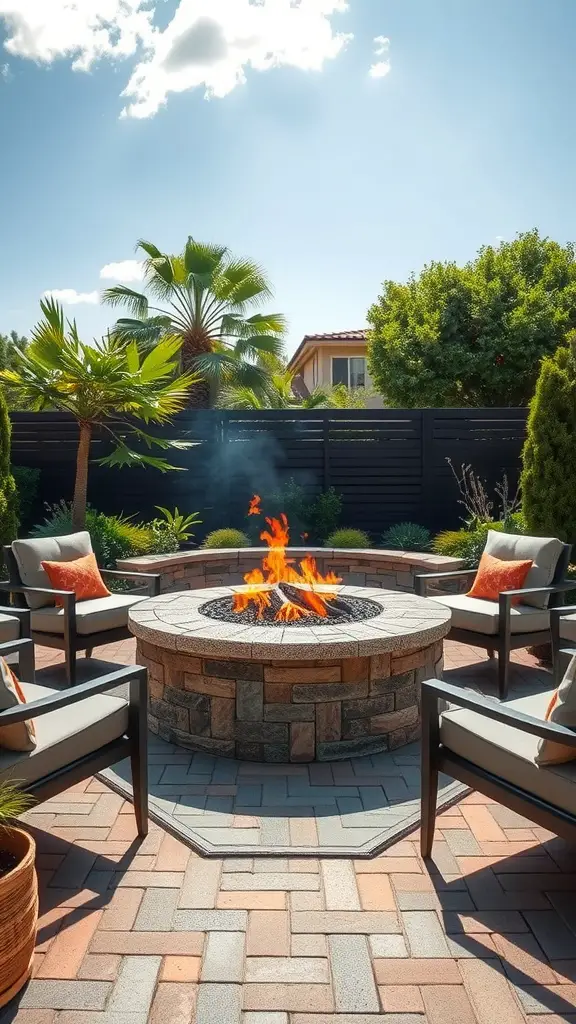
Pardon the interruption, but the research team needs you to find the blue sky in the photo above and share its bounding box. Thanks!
[0,0,575,356]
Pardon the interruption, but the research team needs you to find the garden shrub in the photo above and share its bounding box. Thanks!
[382,522,431,551]
[203,528,250,549]
[11,466,40,531]
[325,528,371,549]
[521,334,576,545]
[0,391,18,553]
[31,502,178,568]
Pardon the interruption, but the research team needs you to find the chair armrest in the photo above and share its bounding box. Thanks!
[415,569,477,597]
[421,677,576,747]
[500,581,575,602]
[0,664,148,726]
[0,605,30,625]
[0,637,35,682]
[101,570,161,596]
[0,582,75,602]
[550,605,576,619]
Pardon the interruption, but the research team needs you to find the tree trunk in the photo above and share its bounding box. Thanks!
[72,422,92,531]
[182,328,212,409]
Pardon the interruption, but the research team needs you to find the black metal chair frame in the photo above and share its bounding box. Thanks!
[0,638,148,836]
[0,604,30,638]
[420,675,576,858]
[2,544,160,686]
[415,542,572,700]
[551,604,576,686]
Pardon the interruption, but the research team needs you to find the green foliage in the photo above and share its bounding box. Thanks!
[31,502,178,568]
[11,466,40,530]
[256,479,342,544]
[0,781,34,827]
[0,299,199,529]
[325,528,371,549]
[367,230,576,407]
[155,507,202,543]
[0,390,18,549]
[432,517,528,567]
[102,236,287,407]
[521,335,576,544]
[0,331,27,373]
[203,528,250,549]
[382,522,432,551]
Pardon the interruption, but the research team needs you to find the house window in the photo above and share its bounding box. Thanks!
[331,356,366,388]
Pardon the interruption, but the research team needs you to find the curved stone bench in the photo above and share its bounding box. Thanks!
[118,547,464,595]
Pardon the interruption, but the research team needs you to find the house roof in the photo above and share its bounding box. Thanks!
[287,330,368,372]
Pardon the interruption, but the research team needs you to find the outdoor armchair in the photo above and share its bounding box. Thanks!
[420,676,576,857]
[551,603,576,685]
[0,637,148,835]
[0,605,30,645]
[415,531,572,699]
[2,532,160,685]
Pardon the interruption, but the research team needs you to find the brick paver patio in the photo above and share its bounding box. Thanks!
[3,641,575,1023]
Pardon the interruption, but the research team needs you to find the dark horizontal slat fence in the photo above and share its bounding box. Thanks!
[9,408,528,538]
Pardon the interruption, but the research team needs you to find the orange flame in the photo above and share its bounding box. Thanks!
[233,500,342,621]
[248,494,262,516]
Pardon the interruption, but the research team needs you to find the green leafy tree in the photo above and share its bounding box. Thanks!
[0,331,27,372]
[0,385,18,548]
[102,237,286,407]
[521,333,576,544]
[367,230,576,407]
[0,299,198,531]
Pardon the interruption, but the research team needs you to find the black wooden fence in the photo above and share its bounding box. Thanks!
[9,408,528,538]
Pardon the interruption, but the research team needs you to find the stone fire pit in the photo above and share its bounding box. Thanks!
[129,586,451,763]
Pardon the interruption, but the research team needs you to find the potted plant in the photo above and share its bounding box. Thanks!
[0,782,37,1008]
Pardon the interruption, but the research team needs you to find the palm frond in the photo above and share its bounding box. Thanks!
[101,286,149,319]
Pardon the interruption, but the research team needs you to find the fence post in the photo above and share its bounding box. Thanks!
[421,409,435,526]
[323,415,331,491]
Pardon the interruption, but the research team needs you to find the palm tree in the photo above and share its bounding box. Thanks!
[0,299,199,530]
[102,237,286,408]
[217,376,374,411]
[216,370,330,410]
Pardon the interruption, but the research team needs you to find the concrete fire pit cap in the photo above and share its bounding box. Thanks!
[128,586,452,661]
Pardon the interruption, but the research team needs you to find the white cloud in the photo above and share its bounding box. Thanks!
[100,259,145,283]
[0,1,352,119]
[369,34,390,79]
[122,0,352,118]
[43,288,100,305]
[0,62,10,79]
[0,1,154,71]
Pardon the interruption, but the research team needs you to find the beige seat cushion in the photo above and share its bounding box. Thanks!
[560,613,576,643]
[536,654,576,765]
[429,594,549,636]
[440,690,576,816]
[484,530,564,609]
[0,681,128,786]
[12,532,93,609]
[0,613,20,644]
[31,593,148,636]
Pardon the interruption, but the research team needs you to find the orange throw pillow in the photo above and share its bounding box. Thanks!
[41,552,111,605]
[467,551,533,604]
[0,657,36,752]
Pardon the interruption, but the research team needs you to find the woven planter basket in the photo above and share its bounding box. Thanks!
[0,828,38,1009]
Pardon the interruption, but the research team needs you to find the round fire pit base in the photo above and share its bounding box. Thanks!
[129,587,450,763]
[136,639,444,762]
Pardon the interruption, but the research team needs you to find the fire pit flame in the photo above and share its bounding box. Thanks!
[233,498,342,622]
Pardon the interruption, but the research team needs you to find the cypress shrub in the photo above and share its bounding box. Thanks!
[0,390,18,549]
[521,334,576,545]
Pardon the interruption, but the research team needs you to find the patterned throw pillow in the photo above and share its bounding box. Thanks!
[467,552,533,604]
[41,552,111,606]
[0,657,36,752]
[535,654,576,765]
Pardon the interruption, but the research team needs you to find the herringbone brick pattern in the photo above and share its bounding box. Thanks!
[9,787,576,1023]
[3,641,571,1022]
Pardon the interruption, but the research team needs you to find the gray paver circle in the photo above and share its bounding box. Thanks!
[129,586,451,660]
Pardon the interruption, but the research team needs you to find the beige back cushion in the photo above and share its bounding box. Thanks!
[484,530,564,608]
[0,657,36,752]
[535,654,576,766]
[12,532,93,609]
